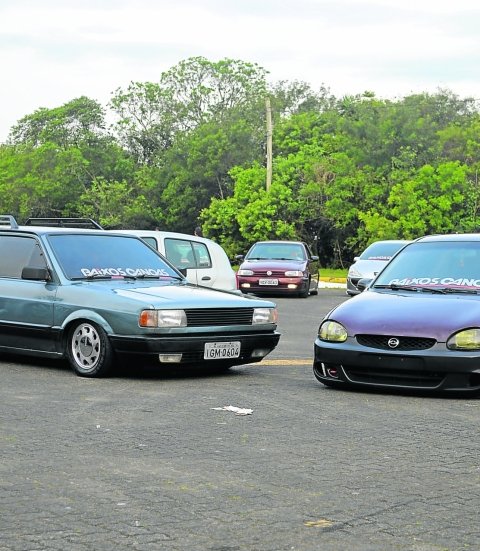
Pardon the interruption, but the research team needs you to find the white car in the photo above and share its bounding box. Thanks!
[347,240,410,296]
[113,230,238,292]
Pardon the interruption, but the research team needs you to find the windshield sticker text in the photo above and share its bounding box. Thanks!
[389,277,480,288]
[81,267,170,277]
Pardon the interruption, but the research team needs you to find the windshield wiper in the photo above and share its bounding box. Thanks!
[374,283,479,295]
[373,283,420,292]
[373,284,445,294]
[438,287,480,295]
[71,274,115,281]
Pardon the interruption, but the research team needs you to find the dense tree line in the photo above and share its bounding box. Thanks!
[1,56,479,266]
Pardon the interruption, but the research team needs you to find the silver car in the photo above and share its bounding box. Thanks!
[347,240,410,296]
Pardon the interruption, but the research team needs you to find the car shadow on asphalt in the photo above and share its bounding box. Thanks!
[114,362,249,381]
[0,351,261,381]
[316,382,480,400]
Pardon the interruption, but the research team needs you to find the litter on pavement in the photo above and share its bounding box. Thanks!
[211,405,253,416]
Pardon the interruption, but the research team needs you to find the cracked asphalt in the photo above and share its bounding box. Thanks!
[1,289,479,551]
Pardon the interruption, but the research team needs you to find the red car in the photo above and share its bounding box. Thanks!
[236,240,320,298]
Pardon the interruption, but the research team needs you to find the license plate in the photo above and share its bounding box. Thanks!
[204,341,241,360]
[259,278,278,285]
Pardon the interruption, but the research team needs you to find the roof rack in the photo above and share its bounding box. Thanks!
[0,215,19,229]
[24,217,104,230]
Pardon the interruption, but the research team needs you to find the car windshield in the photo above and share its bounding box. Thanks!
[48,234,180,280]
[374,241,480,290]
[359,241,407,260]
[247,243,305,261]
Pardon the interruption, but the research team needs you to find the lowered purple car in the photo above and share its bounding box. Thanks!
[236,240,319,298]
[314,234,480,394]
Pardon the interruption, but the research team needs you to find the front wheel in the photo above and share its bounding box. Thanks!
[298,280,310,298]
[67,321,113,377]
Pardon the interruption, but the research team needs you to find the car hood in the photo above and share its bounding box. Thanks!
[331,290,480,341]
[100,280,275,309]
[240,259,307,271]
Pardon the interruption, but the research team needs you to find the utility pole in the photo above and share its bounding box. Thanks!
[265,96,273,191]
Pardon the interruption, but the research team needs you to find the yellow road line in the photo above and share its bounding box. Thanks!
[255,358,311,365]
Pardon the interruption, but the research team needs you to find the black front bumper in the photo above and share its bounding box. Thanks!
[314,337,480,393]
[110,331,280,366]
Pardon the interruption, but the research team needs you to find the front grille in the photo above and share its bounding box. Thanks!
[356,334,436,351]
[252,270,286,277]
[185,308,254,327]
[344,366,445,389]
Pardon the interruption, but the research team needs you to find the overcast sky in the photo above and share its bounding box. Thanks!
[1,0,479,142]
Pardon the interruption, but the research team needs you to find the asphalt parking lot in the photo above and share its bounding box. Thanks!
[1,289,479,551]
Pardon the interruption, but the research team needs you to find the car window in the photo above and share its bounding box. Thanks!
[164,238,212,269]
[0,235,46,278]
[140,236,158,250]
[375,241,480,289]
[360,242,406,260]
[247,243,305,261]
[192,241,212,268]
[48,234,178,279]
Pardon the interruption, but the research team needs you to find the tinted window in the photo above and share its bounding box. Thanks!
[192,241,212,268]
[247,243,305,261]
[140,236,158,250]
[0,235,45,278]
[376,241,480,288]
[360,241,407,260]
[48,234,178,279]
[164,238,211,269]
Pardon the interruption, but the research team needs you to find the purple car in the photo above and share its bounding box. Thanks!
[236,240,320,298]
[314,234,480,394]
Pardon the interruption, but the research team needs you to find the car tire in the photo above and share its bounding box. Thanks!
[299,280,310,298]
[67,321,113,377]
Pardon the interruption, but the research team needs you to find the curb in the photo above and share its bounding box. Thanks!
[318,277,347,289]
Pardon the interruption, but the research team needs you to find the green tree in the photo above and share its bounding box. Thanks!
[8,97,107,148]
[360,162,471,239]
[110,57,268,165]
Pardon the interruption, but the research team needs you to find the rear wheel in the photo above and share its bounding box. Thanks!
[67,321,113,377]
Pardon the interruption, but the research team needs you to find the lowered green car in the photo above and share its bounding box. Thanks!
[0,216,280,377]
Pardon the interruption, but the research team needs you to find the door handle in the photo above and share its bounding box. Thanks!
[201,276,211,281]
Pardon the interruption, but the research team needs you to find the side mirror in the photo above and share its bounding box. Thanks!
[235,254,244,261]
[178,268,188,277]
[310,255,319,262]
[22,266,51,281]
[357,277,373,292]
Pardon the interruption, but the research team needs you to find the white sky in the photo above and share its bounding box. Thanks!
[1,0,479,142]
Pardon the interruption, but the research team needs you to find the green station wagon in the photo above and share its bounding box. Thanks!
[0,216,280,377]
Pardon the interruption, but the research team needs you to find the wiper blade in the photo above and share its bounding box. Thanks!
[373,284,420,292]
[71,274,114,281]
[374,283,479,295]
[439,287,480,295]
[137,274,186,281]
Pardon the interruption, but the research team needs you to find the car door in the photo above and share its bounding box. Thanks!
[0,235,57,352]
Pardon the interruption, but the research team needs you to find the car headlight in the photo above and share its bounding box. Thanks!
[447,328,480,350]
[253,307,278,324]
[238,269,254,276]
[318,320,347,342]
[348,267,362,277]
[285,270,303,277]
[139,309,187,327]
